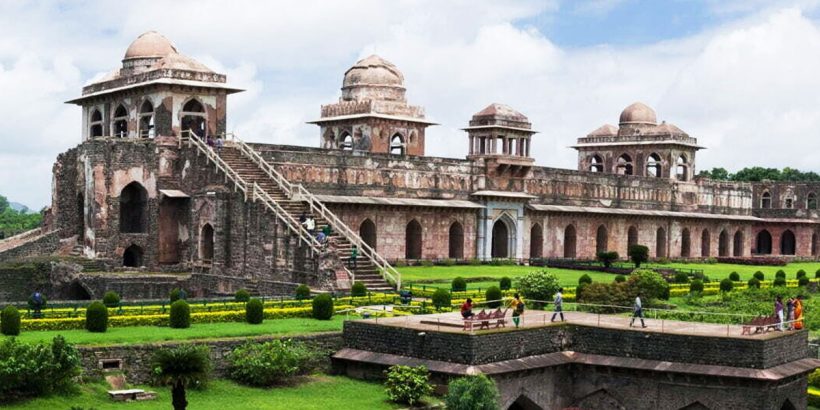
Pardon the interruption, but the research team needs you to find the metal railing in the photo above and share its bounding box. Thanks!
[225,133,400,288]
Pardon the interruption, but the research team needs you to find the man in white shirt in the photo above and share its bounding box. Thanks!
[550,288,565,322]
[629,292,647,328]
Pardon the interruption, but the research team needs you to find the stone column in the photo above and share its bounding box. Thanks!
[515,210,525,259]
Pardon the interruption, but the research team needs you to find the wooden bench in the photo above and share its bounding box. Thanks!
[463,308,508,331]
[741,314,780,335]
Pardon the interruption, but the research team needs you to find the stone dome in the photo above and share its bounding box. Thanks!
[473,103,528,122]
[343,55,404,88]
[124,31,177,60]
[619,102,657,125]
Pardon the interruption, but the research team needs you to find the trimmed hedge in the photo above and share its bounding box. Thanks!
[295,285,311,300]
[689,279,704,293]
[485,286,502,309]
[753,271,765,281]
[748,278,761,289]
[235,289,250,302]
[773,277,787,287]
[729,272,740,281]
[245,298,263,324]
[102,291,120,308]
[451,277,467,292]
[84,301,108,333]
[432,289,452,311]
[499,277,512,291]
[719,278,734,293]
[351,282,367,297]
[1,306,21,336]
[169,300,191,329]
[312,294,334,320]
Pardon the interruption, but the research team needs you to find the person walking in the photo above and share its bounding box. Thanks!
[775,296,784,331]
[510,293,525,328]
[215,135,224,155]
[304,215,316,236]
[551,287,565,322]
[786,297,795,330]
[794,295,804,330]
[629,293,646,328]
[322,224,331,238]
[349,244,358,269]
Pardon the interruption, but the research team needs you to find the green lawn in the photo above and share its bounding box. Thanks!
[3,316,347,346]
[4,376,405,410]
[651,262,820,281]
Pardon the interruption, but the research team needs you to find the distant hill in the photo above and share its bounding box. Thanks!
[9,202,31,213]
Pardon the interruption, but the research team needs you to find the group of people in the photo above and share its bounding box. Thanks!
[774,295,804,331]
[205,135,224,154]
[460,293,526,328]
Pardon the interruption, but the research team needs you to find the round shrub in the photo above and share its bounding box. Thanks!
[311,294,334,320]
[689,279,704,293]
[432,288,452,311]
[799,276,811,287]
[720,278,734,292]
[235,289,250,302]
[773,277,787,287]
[169,288,187,303]
[485,286,502,309]
[228,340,315,386]
[702,275,711,283]
[351,281,367,297]
[444,374,500,410]
[85,301,108,333]
[628,269,670,301]
[102,291,120,308]
[729,272,740,281]
[384,365,433,406]
[518,270,560,307]
[1,305,21,336]
[797,269,807,279]
[578,274,593,286]
[809,369,820,389]
[245,298,263,324]
[816,269,820,279]
[775,270,786,279]
[295,284,311,300]
[753,271,765,281]
[451,277,467,292]
[674,272,690,284]
[169,300,191,329]
[748,277,761,289]
[499,277,512,290]
[614,275,626,283]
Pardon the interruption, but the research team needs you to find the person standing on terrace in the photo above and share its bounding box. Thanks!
[629,292,646,328]
[775,296,784,331]
[509,293,525,328]
[551,288,565,322]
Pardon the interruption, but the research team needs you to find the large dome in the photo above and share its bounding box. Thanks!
[124,31,177,60]
[343,55,404,88]
[619,102,657,125]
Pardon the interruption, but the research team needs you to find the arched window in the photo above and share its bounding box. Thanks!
[656,227,667,258]
[119,182,147,233]
[530,223,543,259]
[181,99,206,137]
[733,230,744,257]
[390,133,405,155]
[808,193,817,210]
[448,221,464,259]
[761,191,772,209]
[812,233,818,256]
[90,109,103,137]
[340,132,353,151]
[718,229,729,256]
[589,155,603,173]
[112,104,128,137]
[781,230,796,255]
[563,225,576,258]
[359,219,377,251]
[138,100,155,138]
[676,155,688,181]
[405,220,422,259]
[646,153,662,178]
[491,218,512,258]
[616,154,633,176]
[596,225,608,253]
[756,230,772,254]
[784,196,794,209]
[123,244,144,267]
[200,224,214,262]
[627,226,638,249]
[681,228,691,258]
[701,229,710,257]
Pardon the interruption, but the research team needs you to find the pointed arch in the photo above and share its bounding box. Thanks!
[405,219,422,259]
[564,224,577,258]
[530,223,543,259]
[448,221,464,259]
[756,230,772,255]
[808,192,817,210]
[616,153,633,175]
[679,402,710,410]
[733,230,744,257]
[781,230,796,255]
[359,219,377,251]
[491,215,515,258]
[761,191,772,209]
[718,229,729,257]
[780,399,796,410]
[390,133,405,155]
[646,153,662,177]
[589,155,603,172]
[112,104,128,137]
[656,227,667,258]
[681,228,691,257]
[199,224,214,262]
[627,226,639,249]
[181,98,206,137]
[596,225,608,253]
[119,182,148,233]
[676,154,689,181]
[508,394,540,410]
[340,131,353,151]
[90,108,103,137]
[138,99,155,138]
[813,232,818,257]
[701,229,711,257]
[123,244,144,267]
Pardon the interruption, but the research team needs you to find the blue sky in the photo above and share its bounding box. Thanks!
[2,0,820,208]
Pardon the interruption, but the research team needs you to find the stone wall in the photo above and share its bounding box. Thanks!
[0,230,60,262]
[78,332,343,385]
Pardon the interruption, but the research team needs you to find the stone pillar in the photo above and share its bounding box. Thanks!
[477,206,489,260]
[515,211,524,259]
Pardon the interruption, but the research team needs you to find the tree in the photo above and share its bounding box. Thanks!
[444,375,500,410]
[628,245,649,268]
[596,251,618,268]
[517,270,560,308]
[151,344,212,410]
[628,269,670,301]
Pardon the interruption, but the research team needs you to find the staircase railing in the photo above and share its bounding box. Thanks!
[226,133,401,289]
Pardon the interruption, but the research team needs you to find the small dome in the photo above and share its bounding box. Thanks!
[652,121,687,136]
[587,124,618,137]
[473,103,528,122]
[619,102,657,125]
[124,31,177,60]
[343,55,404,88]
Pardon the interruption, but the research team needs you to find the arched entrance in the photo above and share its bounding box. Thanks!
[448,221,464,259]
[405,220,422,260]
[757,230,772,254]
[66,281,92,300]
[529,223,543,259]
[491,217,513,258]
[359,219,377,251]
[656,227,667,258]
[718,230,729,257]
[627,226,638,249]
[596,225,608,253]
[733,230,744,257]
[701,229,710,257]
[181,99,206,137]
[200,224,214,262]
[781,230,796,255]
[564,225,577,258]
[508,395,540,410]
[120,182,147,233]
[681,228,691,257]
[123,244,144,267]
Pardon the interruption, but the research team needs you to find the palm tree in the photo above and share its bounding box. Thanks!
[151,344,211,410]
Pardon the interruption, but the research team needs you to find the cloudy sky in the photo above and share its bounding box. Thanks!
[2,0,820,209]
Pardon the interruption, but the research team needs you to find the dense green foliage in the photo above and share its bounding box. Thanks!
[614,275,626,283]
[748,278,761,289]
[311,294,333,320]
[729,272,740,281]
[444,374,500,410]
[720,278,734,292]
[775,270,786,279]
[170,300,191,329]
[578,274,593,285]
[630,269,670,301]
[628,245,649,267]
[596,251,619,268]
[499,277,512,290]
[799,276,810,287]
[797,269,807,279]
[451,277,467,292]
[1,306,21,336]
[234,289,250,303]
[753,271,765,281]
[102,291,120,308]
[227,340,317,386]
[485,286,502,308]
[0,194,42,238]
[773,277,787,287]
[674,272,689,283]
[84,302,108,333]
[245,298,263,325]
[689,279,704,293]
[151,344,211,410]
[295,285,311,300]
[0,336,81,402]
[351,282,367,297]
[697,166,820,182]
[431,289,452,311]
[384,365,432,406]
[169,288,187,303]
[518,270,560,304]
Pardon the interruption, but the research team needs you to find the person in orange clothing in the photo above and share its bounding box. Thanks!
[794,295,804,330]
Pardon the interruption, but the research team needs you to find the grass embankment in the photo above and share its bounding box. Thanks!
[3,376,403,410]
[1,316,347,346]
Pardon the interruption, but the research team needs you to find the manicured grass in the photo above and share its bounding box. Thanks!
[4,376,405,410]
[2,316,347,346]
[399,265,617,287]
[652,262,820,281]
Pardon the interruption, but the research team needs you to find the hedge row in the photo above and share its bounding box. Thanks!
[669,279,814,297]
[20,305,354,332]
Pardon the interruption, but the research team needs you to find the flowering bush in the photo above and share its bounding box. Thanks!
[227,340,317,386]
[518,270,560,305]
[384,365,432,406]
